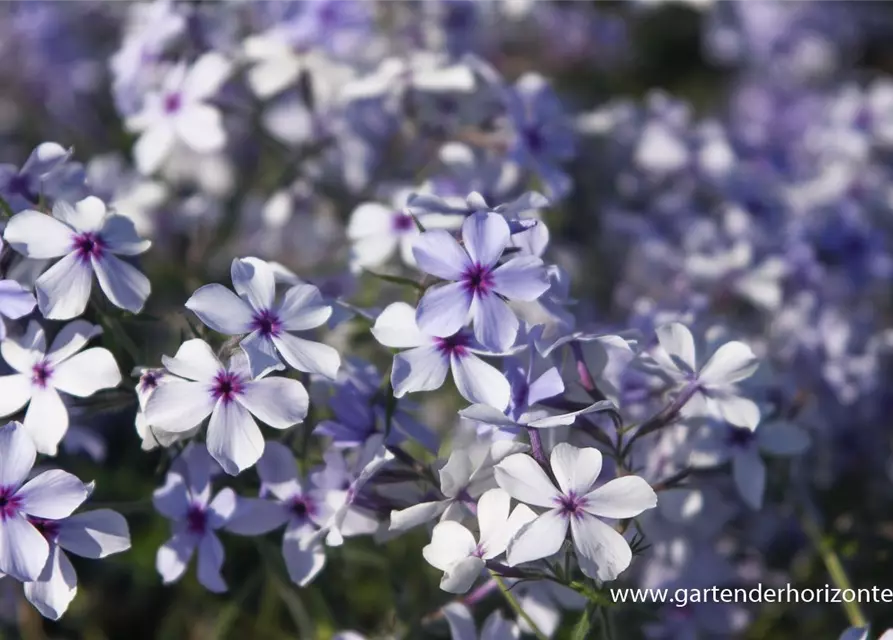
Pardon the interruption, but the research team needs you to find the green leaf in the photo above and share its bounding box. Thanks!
[571,603,598,640]
[363,270,423,291]
[0,196,13,218]
[568,581,615,607]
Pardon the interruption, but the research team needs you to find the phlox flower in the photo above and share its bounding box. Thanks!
[143,339,309,475]
[422,488,535,593]
[226,442,332,587]
[647,322,761,430]
[153,445,237,593]
[185,257,340,379]
[2,196,152,319]
[495,443,657,581]
[413,211,550,353]
[132,367,183,451]
[372,301,511,410]
[0,320,121,454]
[0,422,91,583]
[689,418,810,509]
[442,603,520,640]
[0,278,36,341]
[126,52,232,175]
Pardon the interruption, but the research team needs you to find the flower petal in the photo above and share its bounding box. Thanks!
[51,348,121,397]
[278,283,332,331]
[206,401,265,476]
[185,284,254,334]
[35,253,93,320]
[391,345,449,398]
[99,215,151,255]
[390,501,447,533]
[0,375,32,418]
[225,497,290,535]
[476,488,511,557]
[22,386,69,455]
[272,333,341,379]
[422,520,477,571]
[256,441,302,502]
[0,515,49,581]
[442,603,477,640]
[494,453,559,508]
[582,476,657,519]
[0,280,36,319]
[654,322,696,375]
[134,123,176,175]
[92,253,151,314]
[451,353,511,410]
[491,256,549,301]
[23,545,77,621]
[156,532,196,585]
[239,377,308,429]
[416,282,472,339]
[441,555,485,594]
[458,404,518,428]
[371,302,426,348]
[733,448,765,510]
[506,509,567,566]
[143,380,215,433]
[184,51,231,101]
[570,514,632,581]
[231,257,274,311]
[412,229,470,280]
[0,422,36,488]
[56,198,105,232]
[705,392,761,430]
[175,105,226,153]
[473,294,519,353]
[462,212,509,268]
[57,509,131,559]
[240,332,285,378]
[549,444,603,496]
[699,341,758,386]
[3,210,74,259]
[46,320,102,365]
[161,339,222,382]
[282,521,326,587]
[527,400,616,429]
[18,469,88,519]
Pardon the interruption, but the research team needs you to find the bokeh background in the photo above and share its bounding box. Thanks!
[2,1,893,639]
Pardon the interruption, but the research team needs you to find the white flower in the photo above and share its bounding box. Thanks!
[0,321,121,454]
[142,339,309,475]
[495,443,657,581]
[422,488,535,593]
[126,52,232,175]
[648,322,761,430]
[3,197,152,319]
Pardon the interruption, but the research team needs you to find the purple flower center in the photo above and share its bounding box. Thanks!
[726,426,755,449]
[29,517,60,542]
[435,331,471,357]
[392,213,415,232]
[31,361,53,388]
[289,495,317,521]
[163,92,182,114]
[211,371,245,404]
[186,504,208,535]
[472,543,486,559]
[72,232,106,262]
[251,309,283,337]
[524,126,545,153]
[140,370,161,392]
[461,262,495,297]
[555,491,589,521]
[0,487,22,520]
[6,173,38,203]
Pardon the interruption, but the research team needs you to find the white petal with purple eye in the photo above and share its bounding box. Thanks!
[732,448,765,510]
[0,421,36,488]
[175,105,226,153]
[451,352,511,410]
[654,322,696,375]
[225,497,290,535]
[391,345,449,397]
[46,320,102,365]
[57,509,131,559]
[256,441,302,502]
[18,469,88,519]
[185,284,254,334]
[161,339,222,382]
[506,509,567,567]
[282,521,326,587]
[3,210,75,259]
[462,212,509,268]
[757,421,810,456]
[390,501,447,532]
[156,532,196,584]
[278,284,332,331]
[22,386,69,455]
[494,454,559,507]
[35,253,93,320]
[272,332,341,379]
[571,514,632,581]
[51,348,121,397]
[134,123,176,175]
[472,293,519,354]
[231,257,275,311]
[582,476,657,519]
[92,253,151,314]
[417,282,473,339]
[0,375,31,417]
[549,444,602,496]
[99,216,151,255]
[490,256,549,301]
[0,280,36,319]
[23,544,78,621]
[371,302,427,349]
[699,341,759,387]
[206,400,265,476]
[143,380,216,433]
[239,378,308,429]
[0,514,49,582]
[412,230,470,280]
[422,520,477,571]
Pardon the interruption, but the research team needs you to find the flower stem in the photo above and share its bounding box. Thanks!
[800,508,867,628]
[526,426,549,468]
[489,570,549,640]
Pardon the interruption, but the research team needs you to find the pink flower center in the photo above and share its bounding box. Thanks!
[251,309,282,337]
[211,371,244,404]
[0,488,22,520]
[392,213,415,232]
[139,370,161,393]
[72,232,106,262]
[31,361,53,388]
[555,491,589,521]
[289,495,317,521]
[461,262,495,296]
[29,517,60,542]
[435,331,471,357]
[163,92,182,114]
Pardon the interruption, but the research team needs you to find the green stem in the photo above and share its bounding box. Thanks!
[489,571,549,640]
[800,509,867,628]
[599,606,616,640]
